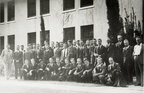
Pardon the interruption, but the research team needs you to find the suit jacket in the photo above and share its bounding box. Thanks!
[94,45,106,60]
[54,47,62,58]
[105,43,115,60]
[43,49,53,63]
[22,64,31,72]
[24,51,32,62]
[123,46,134,65]
[61,48,68,61]
[14,51,23,65]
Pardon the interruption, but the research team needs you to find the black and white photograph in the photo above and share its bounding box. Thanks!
[0,0,143,93]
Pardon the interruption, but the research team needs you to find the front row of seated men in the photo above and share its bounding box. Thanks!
[21,57,126,87]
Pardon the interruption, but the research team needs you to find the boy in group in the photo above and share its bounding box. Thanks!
[37,60,46,80]
[29,59,38,80]
[59,58,71,81]
[67,58,77,81]
[92,57,107,84]
[81,58,93,83]
[73,58,84,82]
[21,59,31,80]
[45,58,57,80]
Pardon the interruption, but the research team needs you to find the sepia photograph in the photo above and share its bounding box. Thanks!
[0,0,143,93]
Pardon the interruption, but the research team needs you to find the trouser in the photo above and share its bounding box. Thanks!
[123,61,133,83]
[37,70,45,80]
[14,63,22,79]
[134,56,143,85]
[81,71,93,83]
[29,70,37,80]
[4,62,12,79]
[22,70,30,80]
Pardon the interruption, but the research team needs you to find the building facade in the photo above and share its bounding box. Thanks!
[0,0,143,52]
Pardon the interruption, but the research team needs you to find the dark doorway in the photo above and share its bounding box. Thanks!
[28,32,36,45]
[63,27,75,42]
[0,36,4,54]
[40,30,50,45]
[8,35,15,51]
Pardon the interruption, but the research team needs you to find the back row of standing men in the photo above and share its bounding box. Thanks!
[1,35,143,87]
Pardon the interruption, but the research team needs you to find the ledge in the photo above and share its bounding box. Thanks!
[27,16,37,20]
[7,21,15,24]
[79,5,94,10]
[62,9,76,13]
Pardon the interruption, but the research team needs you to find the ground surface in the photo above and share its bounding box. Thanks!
[0,76,143,93]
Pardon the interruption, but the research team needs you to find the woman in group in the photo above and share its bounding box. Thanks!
[106,57,127,87]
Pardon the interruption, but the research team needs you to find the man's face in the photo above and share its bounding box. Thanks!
[63,44,67,48]
[21,45,24,50]
[136,38,141,44]
[17,45,20,50]
[109,58,114,64]
[117,36,122,42]
[86,40,90,45]
[7,45,10,49]
[98,40,102,45]
[124,41,129,47]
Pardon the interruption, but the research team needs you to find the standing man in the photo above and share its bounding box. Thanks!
[61,43,68,62]
[105,38,115,66]
[21,45,25,64]
[133,36,143,86]
[1,44,13,80]
[115,35,124,71]
[67,40,76,61]
[13,45,23,79]
[123,39,134,84]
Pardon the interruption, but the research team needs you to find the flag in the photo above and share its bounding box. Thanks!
[40,15,45,46]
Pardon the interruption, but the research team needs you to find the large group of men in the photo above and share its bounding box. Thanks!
[0,35,143,87]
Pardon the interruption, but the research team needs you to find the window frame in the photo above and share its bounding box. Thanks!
[0,2,4,23]
[7,0,15,22]
[40,0,50,15]
[80,0,94,8]
[27,0,36,18]
[63,0,75,11]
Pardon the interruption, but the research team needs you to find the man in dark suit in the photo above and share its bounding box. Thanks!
[13,45,23,79]
[24,47,32,63]
[54,42,62,59]
[60,43,68,62]
[105,38,115,66]
[67,40,76,61]
[123,39,134,84]
[43,44,53,64]
[94,39,106,65]
[115,35,124,71]
[36,44,43,64]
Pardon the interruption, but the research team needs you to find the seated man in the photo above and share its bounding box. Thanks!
[37,60,46,80]
[45,58,57,80]
[81,58,93,83]
[67,58,77,81]
[92,57,106,84]
[29,59,38,80]
[105,57,126,87]
[21,59,31,80]
[55,57,63,80]
[59,58,71,81]
[73,58,84,82]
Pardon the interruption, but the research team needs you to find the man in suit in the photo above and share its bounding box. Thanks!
[115,35,124,71]
[83,40,91,61]
[133,36,143,86]
[43,44,53,64]
[67,40,76,61]
[36,44,43,64]
[54,42,62,59]
[60,43,68,62]
[105,38,115,66]
[94,39,106,65]
[24,47,32,63]
[13,45,23,79]
[21,45,25,64]
[123,39,134,84]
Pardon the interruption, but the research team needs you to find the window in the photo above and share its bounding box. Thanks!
[40,0,50,15]
[27,0,36,17]
[80,0,93,7]
[63,27,75,42]
[63,0,75,11]
[0,3,4,23]
[40,31,50,45]
[28,32,36,45]
[8,0,15,21]
[81,25,93,42]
